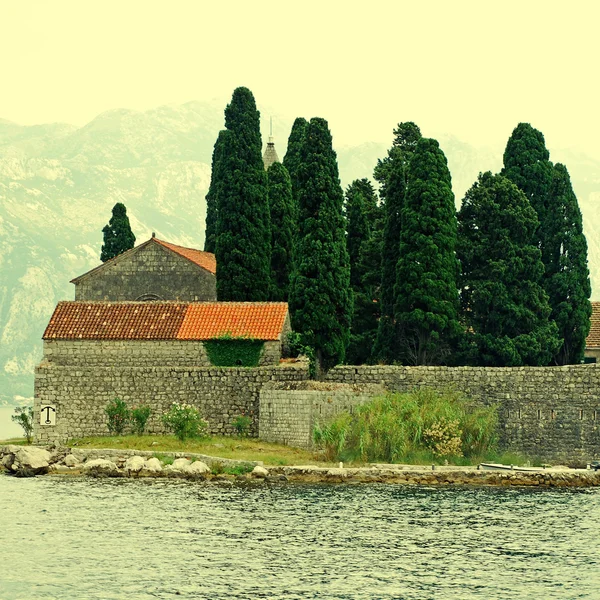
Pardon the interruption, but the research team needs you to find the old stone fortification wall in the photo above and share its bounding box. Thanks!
[259,365,600,465]
[43,340,282,367]
[74,242,216,301]
[33,363,308,445]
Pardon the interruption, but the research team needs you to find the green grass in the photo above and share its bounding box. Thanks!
[67,434,329,466]
[0,437,28,446]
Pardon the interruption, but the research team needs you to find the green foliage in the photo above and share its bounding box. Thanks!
[204,338,264,366]
[153,453,174,466]
[100,203,136,262]
[457,172,560,366]
[344,179,383,364]
[267,162,295,301]
[282,117,308,212]
[288,117,352,373]
[211,462,254,476]
[287,331,317,378]
[373,122,422,363]
[130,405,151,436]
[11,406,34,444]
[233,415,252,437]
[394,137,461,365]
[161,403,209,442]
[204,130,227,253]
[215,87,271,301]
[545,163,592,364]
[105,398,130,435]
[313,389,498,463]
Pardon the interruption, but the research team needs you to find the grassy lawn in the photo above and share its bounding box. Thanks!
[0,437,28,446]
[65,435,331,466]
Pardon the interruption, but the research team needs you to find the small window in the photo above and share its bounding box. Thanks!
[551,410,556,420]
[580,410,584,420]
[537,409,541,420]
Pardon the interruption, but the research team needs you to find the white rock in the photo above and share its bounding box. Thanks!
[184,461,210,476]
[252,465,269,478]
[63,454,80,468]
[143,458,163,473]
[1,454,15,470]
[124,456,145,473]
[171,458,191,471]
[15,447,51,471]
[82,458,119,477]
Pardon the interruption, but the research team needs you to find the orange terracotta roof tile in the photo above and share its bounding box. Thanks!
[178,303,289,341]
[154,238,216,274]
[586,302,600,349]
[43,302,289,341]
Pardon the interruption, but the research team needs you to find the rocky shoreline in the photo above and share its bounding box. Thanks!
[2,445,600,488]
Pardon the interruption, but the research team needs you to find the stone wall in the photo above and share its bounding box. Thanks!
[33,363,309,445]
[74,242,216,301]
[259,365,600,465]
[43,339,282,367]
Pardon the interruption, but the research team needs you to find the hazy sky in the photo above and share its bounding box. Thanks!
[2,1,600,157]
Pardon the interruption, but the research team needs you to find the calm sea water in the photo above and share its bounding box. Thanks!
[0,477,599,599]
[0,406,23,440]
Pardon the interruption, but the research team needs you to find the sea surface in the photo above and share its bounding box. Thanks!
[0,406,23,441]
[0,476,599,599]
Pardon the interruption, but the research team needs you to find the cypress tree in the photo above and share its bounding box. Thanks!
[100,202,136,262]
[372,122,422,363]
[345,179,382,364]
[545,163,592,364]
[394,137,461,365]
[283,117,308,212]
[267,162,295,301]
[457,172,560,366]
[288,117,352,372]
[204,130,226,253]
[215,87,271,301]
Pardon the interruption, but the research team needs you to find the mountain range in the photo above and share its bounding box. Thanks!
[1,101,599,405]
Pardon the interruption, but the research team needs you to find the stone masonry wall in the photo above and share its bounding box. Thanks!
[74,242,216,301]
[43,340,282,367]
[33,363,308,445]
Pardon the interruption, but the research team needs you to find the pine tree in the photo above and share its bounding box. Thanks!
[267,162,295,301]
[457,172,560,366]
[100,202,136,262]
[372,122,422,362]
[283,117,308,213]
[288,117,352,372]
[215,87,271,301]
[345,179,382,364]
[394,137,461,365]
[545,163,592,364]
[204,130,226,253]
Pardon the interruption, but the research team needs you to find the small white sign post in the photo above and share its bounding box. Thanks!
[40,405,56,426]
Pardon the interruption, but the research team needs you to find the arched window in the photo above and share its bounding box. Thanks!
[135,293,163,302]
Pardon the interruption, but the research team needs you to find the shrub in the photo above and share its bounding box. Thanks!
[105,398,130,435]
[131,405,151,435]
[11,406,34,444]
[204,336,264,367]
[233,414,252,437]
[287,332,317,378]
[313,388,498,463]
[161,403,208,441]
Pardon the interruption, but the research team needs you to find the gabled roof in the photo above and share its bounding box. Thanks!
[70,237,216,284]
[586,302,600,349]
[43,302,289,341]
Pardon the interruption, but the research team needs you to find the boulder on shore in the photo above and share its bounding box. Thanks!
[82,458,120,477]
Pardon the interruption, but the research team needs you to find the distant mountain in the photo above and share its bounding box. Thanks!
[1,103,599,405]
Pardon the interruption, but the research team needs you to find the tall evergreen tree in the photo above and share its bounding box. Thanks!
[283,117,308,212]
[288,117,352,372]
[204,130,226,253]
[457,172,560,366]
[394,138,461,365]
[215,87,271,301]
[545,163,592,364]
[267,162,295,301]
[100,202,136,262]
[372,122,421,362]
[345,179,382,364]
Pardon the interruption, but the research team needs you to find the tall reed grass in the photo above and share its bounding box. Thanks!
[313,388,498,464]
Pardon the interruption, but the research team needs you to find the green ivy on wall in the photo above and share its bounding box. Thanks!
[204,338,264,367]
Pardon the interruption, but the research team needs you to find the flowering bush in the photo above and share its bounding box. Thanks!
[131,405,152,435]
[161,403,208,441]
[105,398,130,435]
[423,418,463,457]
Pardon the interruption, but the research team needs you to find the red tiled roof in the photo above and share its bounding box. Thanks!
[43,302,288,341]
[586,302,600,349]
[154,238,216,274]
[178,303,288,341]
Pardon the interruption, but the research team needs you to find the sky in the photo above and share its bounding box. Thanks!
[2,0,600,157]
